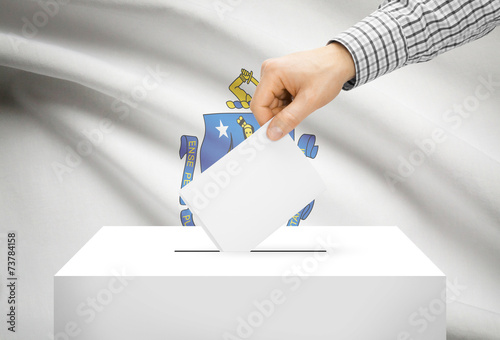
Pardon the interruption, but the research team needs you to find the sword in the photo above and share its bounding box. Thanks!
[241,69,259,86]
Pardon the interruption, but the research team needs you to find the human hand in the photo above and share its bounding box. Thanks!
[250,43,355,140]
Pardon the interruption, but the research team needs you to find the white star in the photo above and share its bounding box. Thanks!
[215,120,229,138]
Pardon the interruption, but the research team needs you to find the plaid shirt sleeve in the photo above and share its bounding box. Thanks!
[330,0,500,90]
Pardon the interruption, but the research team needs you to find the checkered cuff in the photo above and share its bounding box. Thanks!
[329,8,408,90]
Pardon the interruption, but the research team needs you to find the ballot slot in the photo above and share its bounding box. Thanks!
[174,250,220,252]
[174,249,327,253]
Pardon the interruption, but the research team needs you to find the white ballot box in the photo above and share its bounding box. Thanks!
[55,227,445,340]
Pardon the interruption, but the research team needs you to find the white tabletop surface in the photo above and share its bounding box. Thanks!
[56,226,444,277]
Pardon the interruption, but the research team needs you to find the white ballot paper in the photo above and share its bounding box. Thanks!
[180,120,325,251]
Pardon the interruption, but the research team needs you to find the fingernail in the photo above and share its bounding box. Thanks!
[268,126,284,140]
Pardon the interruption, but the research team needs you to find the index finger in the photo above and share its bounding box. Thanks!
[250,73,282,127]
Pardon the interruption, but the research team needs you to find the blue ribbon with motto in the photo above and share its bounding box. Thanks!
[298,134,319,159]
[179,135,198,225]
[179,135,198,204]
[180,209,195,226]
[287,200,315,226]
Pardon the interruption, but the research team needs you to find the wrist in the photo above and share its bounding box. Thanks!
[325,42,356,85]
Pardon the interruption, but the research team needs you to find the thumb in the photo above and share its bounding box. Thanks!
[266,94,313,141]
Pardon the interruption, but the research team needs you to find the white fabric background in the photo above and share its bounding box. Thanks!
[0,0,499,339]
